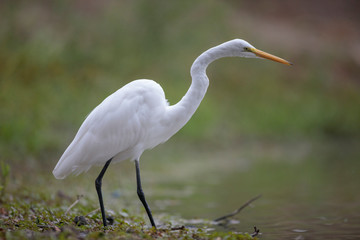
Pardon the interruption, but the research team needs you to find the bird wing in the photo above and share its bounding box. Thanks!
[53,79,168,179]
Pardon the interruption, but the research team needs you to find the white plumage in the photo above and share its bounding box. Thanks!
[53,39,291,227]
[53,80,170,178]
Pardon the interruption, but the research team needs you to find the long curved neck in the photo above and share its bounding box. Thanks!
[165,43,231,135]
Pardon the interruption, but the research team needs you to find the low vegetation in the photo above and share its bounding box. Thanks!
[0,187,257,239]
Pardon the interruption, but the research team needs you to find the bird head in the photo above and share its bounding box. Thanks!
[226,39,292,65]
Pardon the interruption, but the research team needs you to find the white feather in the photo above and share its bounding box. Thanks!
[53,39,290,179]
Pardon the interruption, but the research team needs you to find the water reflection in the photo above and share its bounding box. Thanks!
[184,199,360,240]
[150,139,360,240]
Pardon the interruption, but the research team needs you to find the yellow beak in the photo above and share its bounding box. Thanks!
[250,48,292,65]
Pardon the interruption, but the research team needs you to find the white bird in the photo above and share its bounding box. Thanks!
[53,39,291,228]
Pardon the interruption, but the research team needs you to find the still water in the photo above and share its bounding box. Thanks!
[138,138,360,239]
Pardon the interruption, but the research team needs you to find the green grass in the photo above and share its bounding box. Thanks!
[0,186,256,240]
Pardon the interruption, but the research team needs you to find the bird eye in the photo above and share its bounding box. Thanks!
[244,47,250,52]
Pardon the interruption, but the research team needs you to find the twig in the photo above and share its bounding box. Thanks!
[214,194,262,222]
[251,226,260,237]
[170,225,186,231]
[37,224,61,232]
[86,207,100,216]
[65,195,83,215]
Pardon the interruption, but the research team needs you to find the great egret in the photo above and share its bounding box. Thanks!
[53,39,291,228]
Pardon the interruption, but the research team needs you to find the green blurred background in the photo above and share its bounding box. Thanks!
[1,0,360,238]
[2,0,360,163]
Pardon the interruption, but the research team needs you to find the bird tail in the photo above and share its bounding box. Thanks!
[53,146,87,179]
[52,160,71,179]
[53,159,91,179]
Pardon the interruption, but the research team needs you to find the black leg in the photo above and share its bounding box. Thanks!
[135,159,156,228]
[95,158,112,227]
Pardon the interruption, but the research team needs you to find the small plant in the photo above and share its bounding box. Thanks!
[0,160,10,200]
